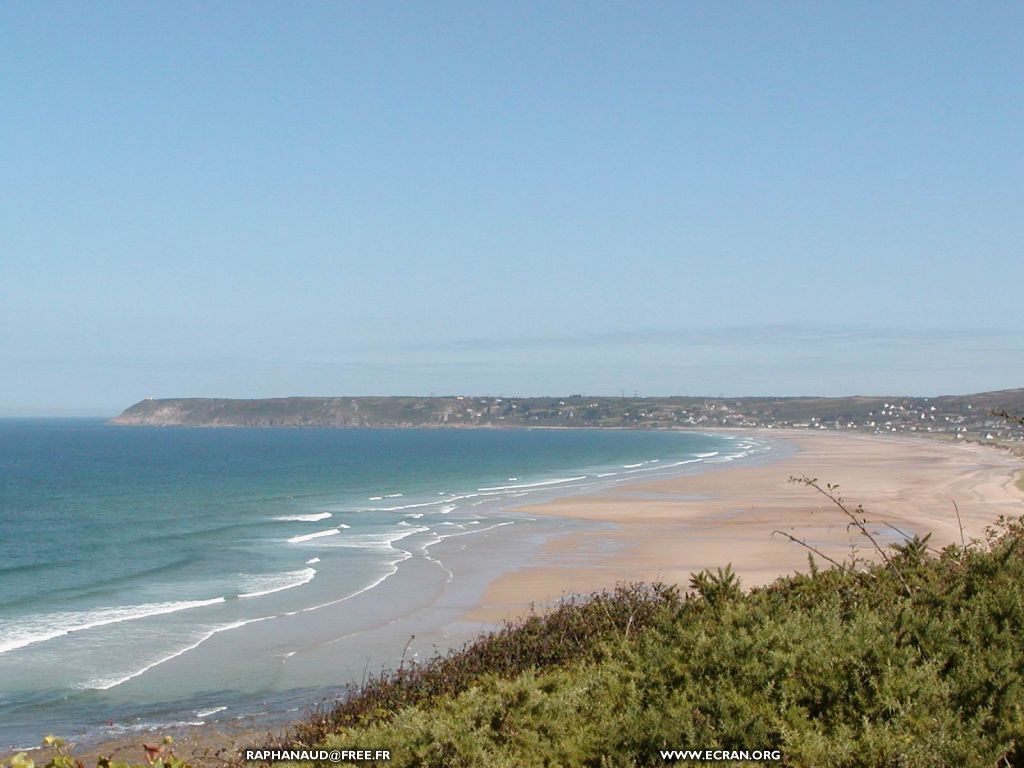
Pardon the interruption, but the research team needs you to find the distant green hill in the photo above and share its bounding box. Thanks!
[111,391,1024,443]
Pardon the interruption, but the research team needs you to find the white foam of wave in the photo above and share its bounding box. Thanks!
[196,706,227,717]
[273,512,332,522]
[384,493,403,498]
[439,505,456,514]
[406,512,424,519]
[369,496,383,500]
[287,528,340,544]
[305,557,320,564]
[705,451,750,463]
[416,532,455,583]
[367,494,476,511]
[322,526,429,551]
[596,472,618,477]
[101,720,207,736]
[286,548,414,618]
[434,521,514,541]
[0,598,226,656]
[618,453,729,477]
[624,459,660,469]
[338,523,351,528]
[75,615,273,690]
[238,568,316,599]
[477,476,586,492]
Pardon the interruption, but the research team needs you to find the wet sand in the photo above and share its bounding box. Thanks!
[466,431,1024,622]
[11,430,1021,764]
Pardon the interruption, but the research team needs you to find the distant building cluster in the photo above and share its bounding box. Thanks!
[431,394,1024,450]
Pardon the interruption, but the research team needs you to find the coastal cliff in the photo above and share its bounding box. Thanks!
[111,391,1024,440]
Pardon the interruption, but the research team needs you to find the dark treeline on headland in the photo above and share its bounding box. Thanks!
[112,390,1024,445]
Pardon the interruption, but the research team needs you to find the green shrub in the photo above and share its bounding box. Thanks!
[298,516,1024,766]
[288,583,681,745]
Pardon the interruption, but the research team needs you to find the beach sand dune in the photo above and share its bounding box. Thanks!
[467,431,1024,622]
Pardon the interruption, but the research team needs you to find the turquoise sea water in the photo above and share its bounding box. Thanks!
[0,419,765,749]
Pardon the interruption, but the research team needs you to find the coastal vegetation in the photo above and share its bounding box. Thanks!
[3,736,187,768]
[279,511,1024,766]
[9,502,1024,767]
[110,390,1024,446]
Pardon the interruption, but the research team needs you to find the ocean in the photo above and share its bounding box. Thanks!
[0,419,766,749]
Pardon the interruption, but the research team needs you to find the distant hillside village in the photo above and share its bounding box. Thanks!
[113,390,1024,451]
[422,392,1024,448]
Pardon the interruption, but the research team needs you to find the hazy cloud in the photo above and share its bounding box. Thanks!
[440,325,1013,352]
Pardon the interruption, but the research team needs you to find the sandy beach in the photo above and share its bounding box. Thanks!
[9,429,1022,764]
[466,431,1024,623]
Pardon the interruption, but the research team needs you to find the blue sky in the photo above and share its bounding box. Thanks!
[2,2,1021,414]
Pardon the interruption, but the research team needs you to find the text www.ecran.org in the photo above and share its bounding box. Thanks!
[660,749,782,762]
